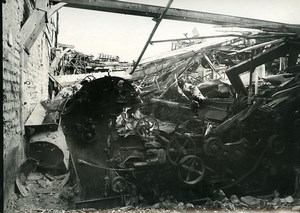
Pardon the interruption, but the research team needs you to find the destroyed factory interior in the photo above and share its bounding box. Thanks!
[3,0,300,212]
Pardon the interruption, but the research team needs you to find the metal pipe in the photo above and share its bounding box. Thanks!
[150,34,246,44]
[150,34,293,45]
[248,49,255,105]
[75,195,131,204]
[77,159,135,171]
[229,37,286,55]
[202,53,223,79]
[130,0,174,74]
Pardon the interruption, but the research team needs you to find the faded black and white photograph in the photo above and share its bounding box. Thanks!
[2,0,300,212]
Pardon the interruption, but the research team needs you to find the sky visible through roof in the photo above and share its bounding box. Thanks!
[57,0,300,62]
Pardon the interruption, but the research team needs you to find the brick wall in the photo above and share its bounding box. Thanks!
[2,0,57,208]
[22,32,51,120]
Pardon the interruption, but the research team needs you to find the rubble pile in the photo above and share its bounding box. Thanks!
[138,192,300,211]
[7,171,76,212]
[54,50,131,75]
[6,187,300,212]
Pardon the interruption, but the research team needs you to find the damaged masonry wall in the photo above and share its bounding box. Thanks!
[2,0,58,208]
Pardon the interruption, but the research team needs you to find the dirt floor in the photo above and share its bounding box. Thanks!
[5,170,300,213]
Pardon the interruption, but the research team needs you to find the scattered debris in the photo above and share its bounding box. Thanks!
[9,170,75,212]
[16,158,38,197]
[26,44,300,211]
[240,196,261,206]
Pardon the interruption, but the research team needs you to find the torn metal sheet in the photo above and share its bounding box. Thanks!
[28,126,69,170]
[133,37,240,80]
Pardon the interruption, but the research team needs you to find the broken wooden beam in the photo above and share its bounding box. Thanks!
[50,0,300,33]
[21,3,66,52]
[229,38,286,55]
[214,100,262,134]
[150,34,246,44]
[226,42,288,95]
[150,98,192,110]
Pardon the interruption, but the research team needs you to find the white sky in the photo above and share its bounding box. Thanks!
[57,0,300,62]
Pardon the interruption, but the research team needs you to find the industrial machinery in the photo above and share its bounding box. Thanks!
[59,75,300,208]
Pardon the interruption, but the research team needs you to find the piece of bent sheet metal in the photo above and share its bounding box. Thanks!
[28,126,69,171]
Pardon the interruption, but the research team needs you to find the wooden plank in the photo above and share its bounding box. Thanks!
[226,43,288,95]
[21,10,45,44]
[50,0,300,33]
[24,12,47,52]
[21,3,66,52]
[229,38,286,55]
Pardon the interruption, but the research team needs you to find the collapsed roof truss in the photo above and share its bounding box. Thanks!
[50,0,300,34]
[49,0,300,96]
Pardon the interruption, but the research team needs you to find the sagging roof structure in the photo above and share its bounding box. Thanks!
[50,0,300,89]
[46,0,300,95]
[50,0,300,33]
